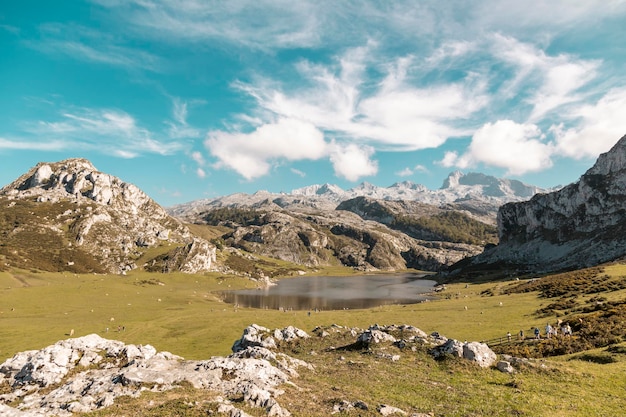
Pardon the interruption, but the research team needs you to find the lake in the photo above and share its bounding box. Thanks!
[219,273,437,310]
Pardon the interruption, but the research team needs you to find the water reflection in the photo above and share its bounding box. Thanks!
[219,273,436,310]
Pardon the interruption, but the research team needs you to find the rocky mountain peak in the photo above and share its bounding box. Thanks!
[586,134,626,176]
[439,171,543,199]
[0,158,216,274]
[441,171,464,189]
[1,158,151,211]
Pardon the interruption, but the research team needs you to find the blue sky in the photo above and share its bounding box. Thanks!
[2,1,626,206]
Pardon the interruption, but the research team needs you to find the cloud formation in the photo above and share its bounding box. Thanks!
[10,0,626,187]
[442,120,554,175]
[205,118,327,180]
[26,107,182,158]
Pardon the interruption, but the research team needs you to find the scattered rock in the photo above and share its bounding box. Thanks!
[497,360,515,373]
[462,342,497,368]
[378,404,407,416]
[431,339,497,368]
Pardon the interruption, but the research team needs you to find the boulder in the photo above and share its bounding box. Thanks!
[378,404,407,416]
[431,339,464,359]
[431,339,496,368]
[462,342,497,368]
[497,360,515,373]
[357,329,398,346]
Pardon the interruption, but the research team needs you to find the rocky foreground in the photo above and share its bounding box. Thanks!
[0,324,518,417]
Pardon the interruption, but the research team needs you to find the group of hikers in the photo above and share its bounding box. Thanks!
[507,321,573,342]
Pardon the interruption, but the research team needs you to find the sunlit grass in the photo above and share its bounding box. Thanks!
[3,265,626,416]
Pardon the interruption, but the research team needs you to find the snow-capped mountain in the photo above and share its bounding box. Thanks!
[168,172,553,221]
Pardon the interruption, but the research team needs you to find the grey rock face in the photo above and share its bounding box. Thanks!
[469,134,626,273]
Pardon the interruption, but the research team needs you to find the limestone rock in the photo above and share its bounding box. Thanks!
[497,360,515,373]
[357,329,398,346]
[462,342,497,368]
[431,339,496,368]
[0,328,310,417]
[232,324,309,353]
[431,339,465,359]
[378,404,407,416]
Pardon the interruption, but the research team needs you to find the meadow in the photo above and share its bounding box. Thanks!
[2,264,626,416]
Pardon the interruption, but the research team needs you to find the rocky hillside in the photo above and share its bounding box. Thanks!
[190,201,492,272]
[0,159,215,274]
[462,134,626,274]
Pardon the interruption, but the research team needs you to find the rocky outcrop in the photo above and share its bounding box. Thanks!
[466,134,626,273]
[0,159,216,274]
[0,327,311,417]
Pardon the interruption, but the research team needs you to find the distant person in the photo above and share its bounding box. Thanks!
[565,323,572,337]
[534,327,540,339]
[507,332,511,342]
[545,323,553,339]
[519,330,524,340]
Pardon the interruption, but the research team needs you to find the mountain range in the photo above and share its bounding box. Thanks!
[169,171,551,224]
[3,133,626,277]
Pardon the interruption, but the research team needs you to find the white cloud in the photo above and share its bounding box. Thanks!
[235,49,487,152]
[93,0,324,50]
[208,46,490,181]
[0,137,66,151]
[329,143,378,181]
[190,151,205,165]
[90,0,626,53]
[473,0,626,31]
[442,120,554,175]
[290,168,306,177]
[167,98,201,139]
[27,107,182,157]
[30,24,161,71]
[396,167,414,177]
[205,118,327,180]
[491,34,600,121]
[553,88,626,158]
[196,168,206,178]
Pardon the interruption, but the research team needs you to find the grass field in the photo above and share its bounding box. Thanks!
[2,265,626,416]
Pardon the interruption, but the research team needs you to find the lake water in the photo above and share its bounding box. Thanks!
[219,273,437,310]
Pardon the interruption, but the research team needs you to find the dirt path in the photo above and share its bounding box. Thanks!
[9,273,31,287]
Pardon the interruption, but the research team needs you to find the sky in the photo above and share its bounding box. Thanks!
[2,1,626,207]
